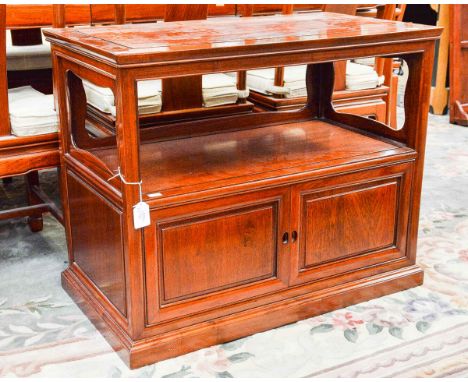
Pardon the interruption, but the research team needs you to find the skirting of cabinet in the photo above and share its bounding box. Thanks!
[62,263,423,369]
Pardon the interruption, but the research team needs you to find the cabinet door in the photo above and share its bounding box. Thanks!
[289,162,413,286]
[145,187,290,325]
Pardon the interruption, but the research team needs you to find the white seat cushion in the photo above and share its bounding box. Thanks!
[83,73,242,115]
[346,62,384,91]
[240,62,384,98]
[83,79,163,117]
[236,66,308,98]
[8,86,58,136]
[6,32,52,71]
[353,57,376,67]
[202,73,242,107]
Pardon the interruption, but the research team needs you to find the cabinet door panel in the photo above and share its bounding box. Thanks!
[290,162,413,285]
[145,187,290,325]
[303,182,397,267]
[160,204,277,302]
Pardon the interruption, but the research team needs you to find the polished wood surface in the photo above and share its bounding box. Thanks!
[5,4,236,28]
[289,162,413,286]
[430,5,450,115]
[159,200,277,302]
[67,173,127,316]
[0,4,61,229]
[302,181,397,266]
[243,5,404,126]
[161,5,207,112]
[48,11,441,368]
[92,119,411,197]
[78,4,253,127]
[145,187,291,324]
[449,4,468,125]
[44,13,440,66]
[0,4,8,136]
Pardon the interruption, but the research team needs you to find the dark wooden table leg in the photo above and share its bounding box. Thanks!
[25,171,44,232]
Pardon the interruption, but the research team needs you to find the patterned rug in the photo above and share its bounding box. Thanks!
[0,113,467,378]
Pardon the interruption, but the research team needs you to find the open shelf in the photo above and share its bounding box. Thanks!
[92,119,413,198]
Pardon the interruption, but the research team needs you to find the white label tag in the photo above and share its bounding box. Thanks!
[133,202,150,229]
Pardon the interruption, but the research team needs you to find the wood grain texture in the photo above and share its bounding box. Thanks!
[164,4,208,22]
[6,4,235,28]
[63,263,424,369]
[161,5,207,112]
[449,5,468,125]
[289,162,413,286]
[301,182,397,267]
[43,13,441,66]
[0,4,8,136]
[144,187,291,324]
[91,119,410,197]
[244,5,403,127]
[0,4,60,228]
[159,204,277,302]
[49,11,440,368]
[67,173,127,316]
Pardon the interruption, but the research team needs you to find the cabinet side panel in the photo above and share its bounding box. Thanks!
[159,204,277,303]
[303,182,397,267]
[67,173,127,316]
[459,8,468,105]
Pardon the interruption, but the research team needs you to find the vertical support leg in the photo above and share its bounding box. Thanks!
[2,177,13,185]
[305,62,335,117]
[115,71,146,341]
[26,171,44,232]
[401,42,436,263]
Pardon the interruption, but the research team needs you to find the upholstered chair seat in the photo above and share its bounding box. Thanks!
[6,32,52,71]
[83,79,163,116]
[8,86,58,136]
[233,62,384,98]
[83,73,243,115]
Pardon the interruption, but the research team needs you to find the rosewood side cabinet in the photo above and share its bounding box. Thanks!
[43,13,441,368]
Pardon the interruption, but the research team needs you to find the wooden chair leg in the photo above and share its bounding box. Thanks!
[2,177,13,185]
[25,171,44,232]
[389,74,399,128]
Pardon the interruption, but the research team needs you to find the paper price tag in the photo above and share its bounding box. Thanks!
[133,202,150,229]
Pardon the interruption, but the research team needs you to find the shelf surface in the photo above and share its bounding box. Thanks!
[92,119,414,198]
[43,12,441,65]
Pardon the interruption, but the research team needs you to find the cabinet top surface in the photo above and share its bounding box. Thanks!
[43,12,441,66]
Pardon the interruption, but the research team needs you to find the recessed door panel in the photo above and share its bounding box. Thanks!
[145,187,290,325]
[302,182,397,268]
[290,163,413,285]
[160,204,277,302]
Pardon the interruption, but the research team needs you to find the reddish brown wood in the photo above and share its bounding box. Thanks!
[449,5,468,125]
[92,119,412,197]
[46,12,440,369]
[160,206,277,301]
[144,187,291,324]
[86,102,254,133]
[67,173,127,315]
[0,4,8,136]
[244,5,402,126]
[114,5,126,25]
[290,163,413,286]
[303,182,397,265]
[6,4,236,29]
[322,4,360,14]
[0,4,60,229]
[164,4,208,22]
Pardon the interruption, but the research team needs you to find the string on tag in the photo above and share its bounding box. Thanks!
[109,167,143,203]
[109,167,150,229]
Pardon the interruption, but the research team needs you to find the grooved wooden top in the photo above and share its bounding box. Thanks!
[43,12,442,65]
